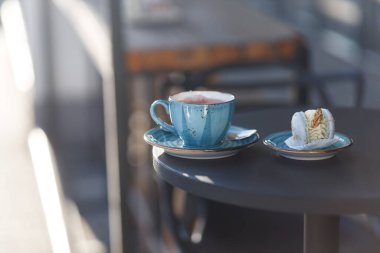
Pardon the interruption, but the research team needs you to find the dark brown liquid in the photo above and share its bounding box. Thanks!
[179,97,225,104]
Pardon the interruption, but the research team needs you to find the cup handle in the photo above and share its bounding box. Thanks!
[150,100,176,135]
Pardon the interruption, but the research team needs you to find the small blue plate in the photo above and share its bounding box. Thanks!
[144,126,260,159]
[263,131,353,160]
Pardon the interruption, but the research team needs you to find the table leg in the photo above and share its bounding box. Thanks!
[304,214,340,253]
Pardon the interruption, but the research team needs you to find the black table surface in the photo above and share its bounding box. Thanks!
[153,107,380,215]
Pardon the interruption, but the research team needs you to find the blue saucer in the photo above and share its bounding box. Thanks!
[144,126,260,159]
[263,131,353,160]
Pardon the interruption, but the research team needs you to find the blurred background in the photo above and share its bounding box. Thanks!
[0,0,380,252]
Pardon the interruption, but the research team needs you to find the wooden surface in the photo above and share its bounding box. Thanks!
[153,108,380,215]
[125,0,303,72]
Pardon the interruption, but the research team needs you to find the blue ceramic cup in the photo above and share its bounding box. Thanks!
[150,91,235,147]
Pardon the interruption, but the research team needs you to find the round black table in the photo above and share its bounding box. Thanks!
[152,108,380,253]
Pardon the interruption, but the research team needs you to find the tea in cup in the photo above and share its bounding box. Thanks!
[150,91,235,147]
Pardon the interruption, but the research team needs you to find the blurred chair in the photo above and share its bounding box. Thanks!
[310,69,364,108]
[160,64,306,110]
[309,0,366,108]
[159,52,364,109]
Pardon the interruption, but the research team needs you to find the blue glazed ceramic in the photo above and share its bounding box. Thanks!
[150,91,235,147]
[263,131,353,160]
[144,125,259,159]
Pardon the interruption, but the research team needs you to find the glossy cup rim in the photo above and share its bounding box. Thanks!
[169,90,235,105]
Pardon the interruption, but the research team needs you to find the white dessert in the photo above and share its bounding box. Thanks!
[291,108,335,145]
